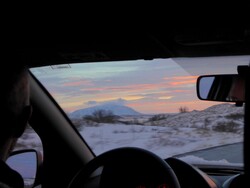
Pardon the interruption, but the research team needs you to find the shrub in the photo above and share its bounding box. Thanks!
[149,114,167,122]
[71,118,85,130]
[226,113,244,120]
[179,106,189,113]
[213,121,240,133]
[147,114,167,126]
[83,109,119,124]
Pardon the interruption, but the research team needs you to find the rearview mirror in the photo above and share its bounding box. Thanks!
[197,74,245,102]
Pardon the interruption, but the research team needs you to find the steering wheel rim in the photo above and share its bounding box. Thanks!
[68,147,180,188]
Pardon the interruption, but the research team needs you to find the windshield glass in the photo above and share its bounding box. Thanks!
[30,55,249,166]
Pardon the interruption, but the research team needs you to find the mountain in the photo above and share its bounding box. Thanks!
[69,104,142,119]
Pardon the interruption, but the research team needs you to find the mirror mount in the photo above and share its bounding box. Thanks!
[238,65,250,76]
[235,101,244,107]
[237,64,250,180]
[235,65,250,107]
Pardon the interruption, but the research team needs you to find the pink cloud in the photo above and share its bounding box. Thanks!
[164,76,198,86]
[63,80,93,87]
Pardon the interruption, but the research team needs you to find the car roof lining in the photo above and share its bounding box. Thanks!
[12,28,250,68]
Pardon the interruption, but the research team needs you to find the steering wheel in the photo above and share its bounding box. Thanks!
[68,147,180,188]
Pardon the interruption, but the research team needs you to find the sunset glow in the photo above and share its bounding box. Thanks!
[30,56,248,114]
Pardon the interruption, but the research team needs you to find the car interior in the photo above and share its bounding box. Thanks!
[4,28,250,188]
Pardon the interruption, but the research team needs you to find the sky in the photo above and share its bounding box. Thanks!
[30,55,250,114]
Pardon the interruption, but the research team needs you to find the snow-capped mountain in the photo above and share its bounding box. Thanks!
[69,104,142,119]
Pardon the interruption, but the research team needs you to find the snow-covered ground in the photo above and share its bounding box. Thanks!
[16,103,244,164]
[81,123,242,158]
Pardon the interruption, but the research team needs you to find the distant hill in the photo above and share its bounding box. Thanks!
[144,103,244,131]
[69,104,142,119]
[203,103,244,114]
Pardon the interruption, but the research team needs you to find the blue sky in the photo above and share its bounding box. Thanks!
[30,56,249,114]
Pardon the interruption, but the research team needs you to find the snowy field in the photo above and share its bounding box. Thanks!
[16,103,244,165]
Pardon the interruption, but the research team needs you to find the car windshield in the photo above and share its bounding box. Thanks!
[30,55,249,167]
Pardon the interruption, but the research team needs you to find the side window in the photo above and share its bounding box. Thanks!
[14,125,43,154]
[11,125,43,188]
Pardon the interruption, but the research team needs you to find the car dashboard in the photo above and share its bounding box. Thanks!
[166,158,244,188]
[72,156,244,188]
